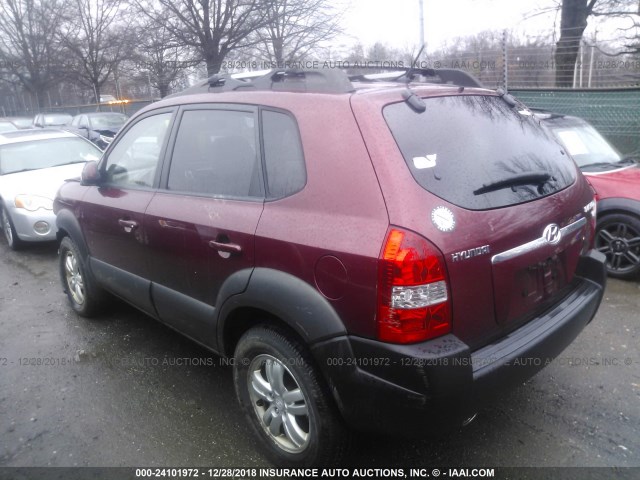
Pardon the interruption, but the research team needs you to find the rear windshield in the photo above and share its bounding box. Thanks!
[44,114,72,125]
[383,95,576,210]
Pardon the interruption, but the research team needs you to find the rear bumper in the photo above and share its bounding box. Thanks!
[312,250,606,436]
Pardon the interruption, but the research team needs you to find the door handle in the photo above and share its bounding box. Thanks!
[209,240,242,254]
[118,219,138,233]
[158,219,185,230]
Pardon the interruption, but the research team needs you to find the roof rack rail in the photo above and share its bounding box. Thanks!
[347,66,484,88]
[168,65,484,98]
[169,68,355,97]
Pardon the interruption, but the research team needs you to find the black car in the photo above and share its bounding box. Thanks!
[69,112,128,149]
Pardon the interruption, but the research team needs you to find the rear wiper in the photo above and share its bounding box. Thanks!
[474,171,552,195]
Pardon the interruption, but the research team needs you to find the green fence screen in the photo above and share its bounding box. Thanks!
[512,89,640,156]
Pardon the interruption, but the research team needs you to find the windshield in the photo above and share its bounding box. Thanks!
[0,137,101,175]
[547,122,622,168]
[383,95,576,210]
[90,114,127,130]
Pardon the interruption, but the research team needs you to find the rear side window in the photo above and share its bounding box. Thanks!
[262,110,306,198]
[168,109,261,198]
[383,95,576,210]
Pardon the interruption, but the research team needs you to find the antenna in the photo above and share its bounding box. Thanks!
[412,44,426,69]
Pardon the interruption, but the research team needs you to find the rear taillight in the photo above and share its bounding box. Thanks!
[377,228,451,344]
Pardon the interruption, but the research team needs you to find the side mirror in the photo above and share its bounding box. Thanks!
[81,161,101,186]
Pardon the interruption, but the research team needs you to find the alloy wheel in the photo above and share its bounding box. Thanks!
[596,221,640,275]
[64,250,85,305]
[247,354,310,453]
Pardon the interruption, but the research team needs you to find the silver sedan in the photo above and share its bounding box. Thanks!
[0,129,102,250]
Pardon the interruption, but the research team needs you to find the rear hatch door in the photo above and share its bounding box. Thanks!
[354,90,593,349]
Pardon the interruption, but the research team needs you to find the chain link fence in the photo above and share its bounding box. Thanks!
[427,31,640,155]
[512,88,640,156]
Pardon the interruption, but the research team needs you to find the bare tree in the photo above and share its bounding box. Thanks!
[253,0,342,66]
[0,0,68,108]
[60,0,132,102]
[133,22,198,98]
[135,0,270,76]
[554,0,640,86]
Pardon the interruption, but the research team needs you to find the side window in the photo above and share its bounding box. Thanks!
[167,109,260,198]
[103,112,171,188]
[262,110,306,198]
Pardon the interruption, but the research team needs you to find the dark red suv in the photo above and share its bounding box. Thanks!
[54,68,606,467]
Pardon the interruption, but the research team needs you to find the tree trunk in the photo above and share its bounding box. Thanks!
[272,37,284,67]
[205,52,223,76]
[554,0,592,87]
[158,83,170,98]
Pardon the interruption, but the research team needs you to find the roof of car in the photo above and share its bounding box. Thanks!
[167,67,486,97]
[143,68,494,120]
[35,112,72,117]
[76,112,127,118]
[0,128,79,145]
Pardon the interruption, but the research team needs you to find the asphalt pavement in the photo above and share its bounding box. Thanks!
[0,239,638,476]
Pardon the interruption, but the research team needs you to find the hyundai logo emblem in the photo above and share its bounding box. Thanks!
[543,224,561,244]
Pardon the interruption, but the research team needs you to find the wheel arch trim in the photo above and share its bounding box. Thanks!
[217,268,347,356]
[597,198,640,220]
[56,208,90,261]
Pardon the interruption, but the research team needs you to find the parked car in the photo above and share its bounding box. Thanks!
[54,68,606,467]
[5,116,34,129]
[68,112,128,149]
[0,120,18,133]
[0,130,102,250]
[33,113,72,128]
[99,94,129,105]
[99,94,117,103]
[539,113,640,279]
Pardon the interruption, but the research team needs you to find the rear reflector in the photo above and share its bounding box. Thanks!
[377,227,451,344]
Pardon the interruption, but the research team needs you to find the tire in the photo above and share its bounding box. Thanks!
[59,236,106,316]
[233,326,350,467]
[2,203,24,250]
[595,213,640,280]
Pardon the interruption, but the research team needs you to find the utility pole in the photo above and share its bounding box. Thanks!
[419,0,425,48]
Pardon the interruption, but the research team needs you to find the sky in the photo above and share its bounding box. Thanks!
[339,0,622,53]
